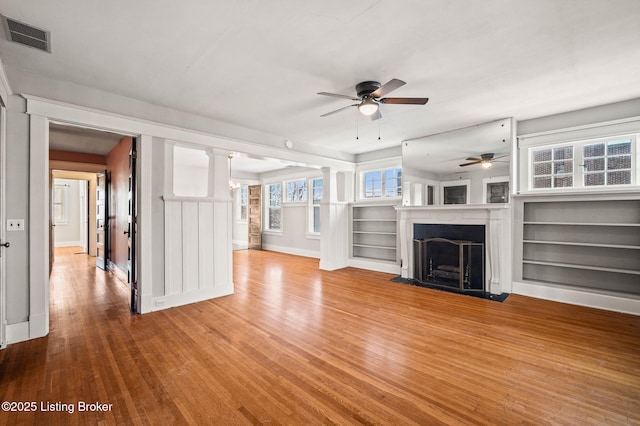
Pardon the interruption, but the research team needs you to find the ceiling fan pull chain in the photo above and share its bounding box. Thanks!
[378,121,381,140]
[356,115,359,140]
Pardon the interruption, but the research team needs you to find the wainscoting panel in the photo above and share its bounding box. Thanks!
[162,197,233,310]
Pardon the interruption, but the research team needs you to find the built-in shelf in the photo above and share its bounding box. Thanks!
[520,198,640,296]
[351,204,398,263]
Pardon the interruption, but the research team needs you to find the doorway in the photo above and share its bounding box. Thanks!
[48,124,139,312]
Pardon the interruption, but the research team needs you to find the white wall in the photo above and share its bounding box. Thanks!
[53,179,82,247]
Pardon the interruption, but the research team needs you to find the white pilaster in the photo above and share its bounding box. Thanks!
[320,167,349,271]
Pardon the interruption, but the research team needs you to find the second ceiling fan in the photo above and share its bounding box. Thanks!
[318,78,429,120]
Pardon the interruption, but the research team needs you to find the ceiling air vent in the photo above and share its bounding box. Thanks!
[2,15,51,53]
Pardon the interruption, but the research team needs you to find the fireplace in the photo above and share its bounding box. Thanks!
[413,224,485,291]
[395,205,511,295]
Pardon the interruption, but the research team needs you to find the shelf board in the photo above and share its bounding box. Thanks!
[353,219,397,222]
[523,240,640,250]
[352,255,397,262]
[353,231,397,235]
[353,243,397,250]
[523,221,640,227]
[523,259,640,275]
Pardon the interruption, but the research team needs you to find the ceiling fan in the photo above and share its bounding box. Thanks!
[459,153,508,169]
[318,79,429,120]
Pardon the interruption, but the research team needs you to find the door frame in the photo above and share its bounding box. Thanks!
[27,100,150,339]
[0,102,7,348]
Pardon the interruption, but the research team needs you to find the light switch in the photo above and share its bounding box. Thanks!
[7,219,25,231]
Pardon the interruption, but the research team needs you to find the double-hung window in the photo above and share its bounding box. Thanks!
[265,183,282,231]
[363,168,402,198]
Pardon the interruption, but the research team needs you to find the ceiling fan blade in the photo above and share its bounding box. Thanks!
[320,104,358,117]
[465,157,482,161]
[317,92,360,101]
[380,97,429,105]
[460,160,481,167]
[370,78,406,98]
[370,109,382,121]
[493,154,509,160]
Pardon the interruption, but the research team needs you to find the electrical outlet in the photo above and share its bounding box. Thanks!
[7,219,25,231]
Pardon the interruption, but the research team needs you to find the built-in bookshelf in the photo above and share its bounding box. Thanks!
[351,204,398,263]
[521,198,640,295]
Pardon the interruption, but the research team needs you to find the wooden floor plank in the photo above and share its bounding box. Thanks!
[1,247,639,425]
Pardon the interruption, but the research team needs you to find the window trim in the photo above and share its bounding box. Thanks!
[360,167,402,200]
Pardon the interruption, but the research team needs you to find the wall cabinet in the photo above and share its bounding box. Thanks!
[520,198,640,295]
[351,204,398,263]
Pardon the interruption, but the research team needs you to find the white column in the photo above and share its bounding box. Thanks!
[319,167,349,271]
[206,149,234,291]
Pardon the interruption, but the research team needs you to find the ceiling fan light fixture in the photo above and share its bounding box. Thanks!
[358,98,379,116]
[481,160,493,169]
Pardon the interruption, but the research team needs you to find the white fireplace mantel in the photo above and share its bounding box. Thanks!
[395,204,512,294]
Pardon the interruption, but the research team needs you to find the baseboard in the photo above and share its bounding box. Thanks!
[55,241,82,248]
[262,244,320,259]
[151,284,234,312]
[233,240,248,250]
[6,321,30,344]
[512,280,640,315]
[348,258,401,274]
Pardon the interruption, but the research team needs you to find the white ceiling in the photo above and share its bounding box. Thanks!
[2,1,640,171]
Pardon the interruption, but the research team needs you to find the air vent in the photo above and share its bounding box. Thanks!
[2,15,50,53]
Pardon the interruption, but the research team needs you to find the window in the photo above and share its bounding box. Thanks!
[532,146,574,189]
[310,178,322,233]
[443,185,467,204]
[265,183,282,231]
[583,138,632,186]
[237,185,248,221]
[363,168,402,198]
[285,179,307,202]
[53,183,69,224]
[529,135,635,190]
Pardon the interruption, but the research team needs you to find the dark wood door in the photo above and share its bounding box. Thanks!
[127,138,138,313]
[96,170,108,270]
[248,185,262,250]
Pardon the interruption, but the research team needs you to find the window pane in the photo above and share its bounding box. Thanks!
[607,170,631,185]
[533,177,552,188]
[553,161,573,174]
[298,180,307,201]
[533,149,552,162]
[364,171,383,198]
[584,143,605,158]
[269,208,281,229]
[534,162,552,176]
[584,158,605,172]
[286,182,296,202]
[553,146,573,160]
[443,185,467,204]
[312,179,322,204]
[584,173,605,186]
[607,140,631,156]
[313,206,320,233]
[608,156,631,170]
[554,176,573,187]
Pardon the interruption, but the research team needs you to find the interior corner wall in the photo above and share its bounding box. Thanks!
[106,136,132,273]
[4,95,30,326]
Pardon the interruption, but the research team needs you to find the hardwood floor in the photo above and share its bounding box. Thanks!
[1,247,639,425]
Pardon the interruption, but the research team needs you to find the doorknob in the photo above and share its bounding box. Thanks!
[123,230,130,236]
[0,241,9,248]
